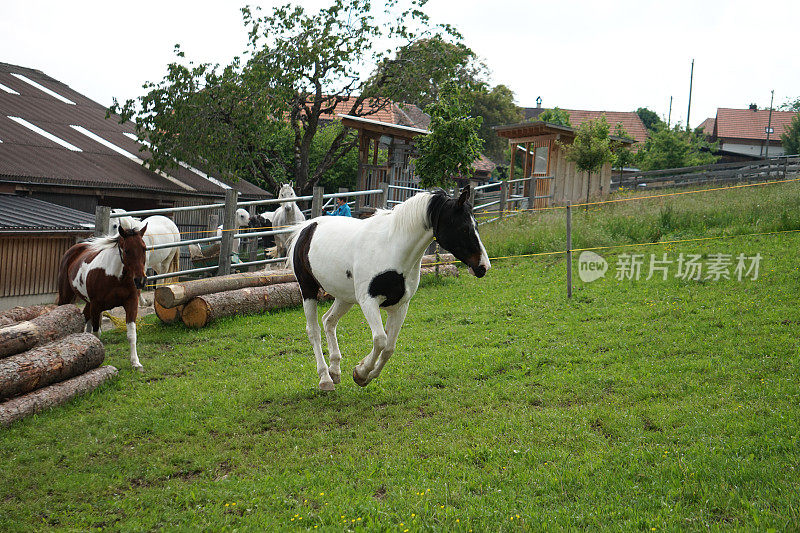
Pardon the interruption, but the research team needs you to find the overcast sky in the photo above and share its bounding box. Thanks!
[2,0,798,128]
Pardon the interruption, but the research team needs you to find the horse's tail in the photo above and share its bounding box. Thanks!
[56,243,86,305]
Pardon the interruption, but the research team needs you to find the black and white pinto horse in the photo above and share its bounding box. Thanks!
[288,186,490,391]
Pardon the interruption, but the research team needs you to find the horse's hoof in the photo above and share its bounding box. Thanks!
[352,369,369,387]
[133,365,144,373]
[319,380,335,391]
[328,371,341,384]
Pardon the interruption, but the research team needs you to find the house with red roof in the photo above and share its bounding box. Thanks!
[701,105,797,160]
[524,107,649,150]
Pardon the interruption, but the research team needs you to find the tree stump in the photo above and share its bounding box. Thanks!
[0,365,117,427]
[0,304,85,359]
[155,269,297,309]
[0,333,105,400]
[0,305,57,328]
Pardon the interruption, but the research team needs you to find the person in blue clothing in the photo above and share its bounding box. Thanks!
[325,196,352,217]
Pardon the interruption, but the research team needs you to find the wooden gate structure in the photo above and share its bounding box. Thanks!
[338,114,430,212]
[494,121,634,206]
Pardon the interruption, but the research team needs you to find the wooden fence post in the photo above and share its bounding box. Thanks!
[566,202,573,299]
[311,186,324,218]
[94,206,110,237]
[218,189,238,276]
[379,182,389,209]
[499,180,508,220]
[528,176,538,210]
[469,179,478,206]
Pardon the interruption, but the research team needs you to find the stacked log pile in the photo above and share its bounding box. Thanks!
[0,304,117,427]
[155,253,459,329]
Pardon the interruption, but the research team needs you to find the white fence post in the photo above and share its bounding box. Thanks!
[218,189,238,276]
[499,180,508,220]
[94,206,110,237]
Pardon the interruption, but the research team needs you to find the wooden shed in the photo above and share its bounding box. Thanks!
[0,195,95,310]
[494,121,634,206]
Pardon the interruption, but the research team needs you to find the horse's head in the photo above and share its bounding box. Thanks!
[278,184,297,209]
[428,186,491,278]
[235,208,250,228]
[118,223,148,289]
[109,208,141,236]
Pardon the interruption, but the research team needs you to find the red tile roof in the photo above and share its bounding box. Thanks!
[564,109,649,146]
[320,98,430,130]
[714,107,797,141]
[698,117,716,134]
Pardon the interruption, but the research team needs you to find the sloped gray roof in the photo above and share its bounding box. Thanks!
[0,194,95,232]
[0,62,270,199]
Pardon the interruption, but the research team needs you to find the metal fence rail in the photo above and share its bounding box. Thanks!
[97,187,387,284]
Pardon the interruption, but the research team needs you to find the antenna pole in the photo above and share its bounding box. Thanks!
[686,59,694,131]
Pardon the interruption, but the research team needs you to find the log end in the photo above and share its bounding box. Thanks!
[181,298,211,329]
[154,301,183,325]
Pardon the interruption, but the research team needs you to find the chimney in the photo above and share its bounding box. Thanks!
[749,103,758,111]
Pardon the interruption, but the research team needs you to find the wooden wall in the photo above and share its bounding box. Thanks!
[0,234,86,298]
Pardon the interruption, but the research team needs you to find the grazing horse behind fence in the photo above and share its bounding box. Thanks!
[288,186,490,391]
[273,184,306,259]
[57,223,149,370]
[216,208,251,253]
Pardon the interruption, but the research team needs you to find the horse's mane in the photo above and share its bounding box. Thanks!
[86,234,120,253]
[384,190,447,235]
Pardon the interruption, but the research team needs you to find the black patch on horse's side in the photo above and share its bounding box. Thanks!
[346,270,352,279]
[292,222,321,300]
[368,270,406,307]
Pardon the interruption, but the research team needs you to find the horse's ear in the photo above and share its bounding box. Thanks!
[117,225,128,238]
[137,223,148,237]
[457,185,471,206]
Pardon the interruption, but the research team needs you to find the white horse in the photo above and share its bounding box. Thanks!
[216,208,251,253]
[110,209,181,276]
[272,184,305,259]
[288,186,490,391]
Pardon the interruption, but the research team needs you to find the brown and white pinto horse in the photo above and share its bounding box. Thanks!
[57,223,148,371]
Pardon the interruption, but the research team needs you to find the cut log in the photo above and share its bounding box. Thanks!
[421,253,456,266]
[0,304,85,359]
[181,282,331,329]
[0,365,117,427]
[155,269,297,309]
[420,264,459,277]
[0,333,105,400]
[154,301,184,325]
[0,305,57,328]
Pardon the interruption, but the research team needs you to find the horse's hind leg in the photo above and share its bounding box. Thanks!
[322,299,353,384]
[83,304,95,335]
[304,299,334,391]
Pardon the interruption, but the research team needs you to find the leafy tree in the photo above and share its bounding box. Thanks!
[611,122,635,173]
[779,97,800,112]
[562,116,612,202]
[415,83,484,189]
[781,113,800,155]
[471,84,522,162]
[109,0,457,194]
[537,107,572,127]
[636,107,664,132]
[635,124,719,170]
[373,38,520,163]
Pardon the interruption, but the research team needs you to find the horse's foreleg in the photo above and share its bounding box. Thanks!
[322,299,353,384]
[353,300,387,387]
[124,300,143,372]
[304,299,334,391]
[83,304,94,334]
[368,302,409,381]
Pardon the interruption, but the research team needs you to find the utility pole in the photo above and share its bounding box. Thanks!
[667,96,673,128]
[686,59,694,131]
[765,89,775,159]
